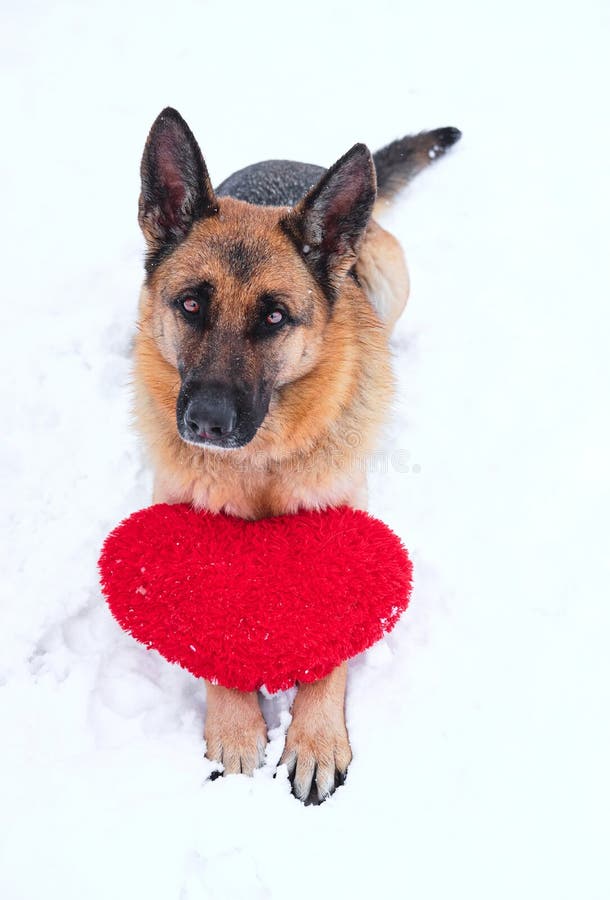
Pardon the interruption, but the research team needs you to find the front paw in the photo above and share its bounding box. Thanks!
[204,687,267,776]
[280,714,352,804]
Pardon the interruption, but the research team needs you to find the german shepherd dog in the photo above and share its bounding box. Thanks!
[134,108,460,803]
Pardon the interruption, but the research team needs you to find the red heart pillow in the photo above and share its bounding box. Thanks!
[99,504,412,693]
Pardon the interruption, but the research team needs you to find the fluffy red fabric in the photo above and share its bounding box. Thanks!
[99,504,412,693]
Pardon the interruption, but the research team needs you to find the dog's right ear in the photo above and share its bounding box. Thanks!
[138,107,217,263]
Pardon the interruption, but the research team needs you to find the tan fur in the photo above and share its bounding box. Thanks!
[357,218,410,331]
[280,662,351,801]
[133,193,409,797]
[204,684,267,776]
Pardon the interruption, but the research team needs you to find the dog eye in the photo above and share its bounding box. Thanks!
[182,297,200,315]
[265,309,284,326]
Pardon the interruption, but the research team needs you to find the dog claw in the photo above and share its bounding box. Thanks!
[281,746,350,805]
[205,739,265,777]
[287,764,347,805]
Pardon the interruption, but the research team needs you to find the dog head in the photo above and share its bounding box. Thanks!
[137,107,376,451]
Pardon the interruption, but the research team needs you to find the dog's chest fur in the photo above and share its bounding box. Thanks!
[153,453,367,519]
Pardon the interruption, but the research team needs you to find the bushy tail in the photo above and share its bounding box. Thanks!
[373,126,462,203]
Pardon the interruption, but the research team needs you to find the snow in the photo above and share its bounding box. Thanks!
[1,0,609,898]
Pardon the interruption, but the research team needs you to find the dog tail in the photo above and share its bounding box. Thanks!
[373,127,462,205]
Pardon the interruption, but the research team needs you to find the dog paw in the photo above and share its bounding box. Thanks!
[204,687,267,776]
[280,716,352,804]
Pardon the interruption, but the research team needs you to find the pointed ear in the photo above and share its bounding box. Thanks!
[281,143,376,299]
[138,107,217,265]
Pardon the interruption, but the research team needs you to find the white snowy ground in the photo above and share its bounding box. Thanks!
[1,1,609,897]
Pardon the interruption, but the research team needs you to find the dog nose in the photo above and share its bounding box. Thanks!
[184,394,237,440]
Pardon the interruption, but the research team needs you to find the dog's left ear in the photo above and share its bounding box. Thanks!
[139,107,217,264]
[282,143,376,298]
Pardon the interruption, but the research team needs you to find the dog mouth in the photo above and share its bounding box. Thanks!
[177,423,259,451]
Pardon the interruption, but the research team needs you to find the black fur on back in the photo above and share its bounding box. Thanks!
[215,127,461,209]
[216,161,325,207]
